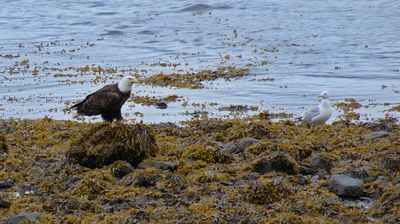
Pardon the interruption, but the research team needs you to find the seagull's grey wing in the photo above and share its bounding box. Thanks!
[302,107,320,122]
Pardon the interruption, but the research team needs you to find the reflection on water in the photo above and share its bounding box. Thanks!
[0,0,399,122]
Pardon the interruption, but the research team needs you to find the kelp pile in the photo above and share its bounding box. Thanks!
[0,114,399,223]
[142,66,250,89]
[67,122,158,168]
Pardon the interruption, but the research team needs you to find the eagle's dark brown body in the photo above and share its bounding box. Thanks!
[71,83,131,122]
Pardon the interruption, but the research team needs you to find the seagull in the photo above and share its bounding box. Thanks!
[301,91,333,125]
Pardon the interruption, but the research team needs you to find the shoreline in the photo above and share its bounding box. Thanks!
[0,113,399,222]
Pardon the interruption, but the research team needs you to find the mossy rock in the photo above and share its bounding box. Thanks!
[243,178,293,204]
[0,133,7,154]
[67,123,158,168]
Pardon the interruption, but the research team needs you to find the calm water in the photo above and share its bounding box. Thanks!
[0,0,399,123]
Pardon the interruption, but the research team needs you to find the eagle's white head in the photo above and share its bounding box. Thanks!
[118,76,140,93]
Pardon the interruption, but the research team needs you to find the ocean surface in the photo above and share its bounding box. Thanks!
[0,0,399,123]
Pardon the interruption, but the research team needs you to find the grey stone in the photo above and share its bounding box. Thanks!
[236,137,259,153]
[137,160,177,171]
[222,142,240,154]
[328,174,364,198]
[6,212,40,224]
[365,131,388,140]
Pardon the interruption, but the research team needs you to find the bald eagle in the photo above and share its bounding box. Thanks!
[71,76,139,122]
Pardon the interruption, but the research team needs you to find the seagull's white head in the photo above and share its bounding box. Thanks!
[318,91,329,100]
[118,76,140,93]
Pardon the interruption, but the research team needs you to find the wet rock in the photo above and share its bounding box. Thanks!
[237,137,259,153]
[123,173,158,188]
[343,167,370,180]
[242,172,260,181]
[67,123,158,168]
[328,174,364,198]
[365,131,388,140]
[383,156,400,172]
[154,102,167,109]
[222,142,240,154]
[0,178,15,189]
[6,212,40,224]
[243,178,293,205]
[310,153,334,174]
[131,175,158,188]
[253,152,299,175]
[0,198,11,208]
[109,160,135,178]
[137,160,177,171]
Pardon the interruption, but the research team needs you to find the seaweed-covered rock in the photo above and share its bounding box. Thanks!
[310,152,335,174]
[0,133,7,154]
[222,142,239,154]
[253,152,300,175]
[237,137,259,153]
[243,178,293,204]
[67,123,158,168]
[328,174,363,198]
[383,156,400,172]
[0,199,11,208]
[0,178,15,189]
[109,160,135,178]
[137,160,177,171]
[6,212,40,224]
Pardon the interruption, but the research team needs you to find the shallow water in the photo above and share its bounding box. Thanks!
[0,0,399,123]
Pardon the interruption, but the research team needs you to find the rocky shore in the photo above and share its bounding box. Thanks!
[0,113,399,223]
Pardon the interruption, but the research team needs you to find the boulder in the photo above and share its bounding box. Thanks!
[67,123,158,168]
[328,174,364,198]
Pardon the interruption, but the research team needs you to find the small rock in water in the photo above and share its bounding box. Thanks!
[154,102,168,109]
[237,137,259,153]
[137,160,177,171]
[6,212,40,224]
[328,174,364,198]
[365,131,388,140]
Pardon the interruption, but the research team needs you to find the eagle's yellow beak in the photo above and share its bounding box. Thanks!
[129,77,140,84]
